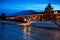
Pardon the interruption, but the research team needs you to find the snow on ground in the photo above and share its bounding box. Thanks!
[30,21,60,28]
[0,20,60,28]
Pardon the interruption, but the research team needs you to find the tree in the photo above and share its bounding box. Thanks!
[1,13,6,20]
[45,3,53,13]
[44,3,53,21]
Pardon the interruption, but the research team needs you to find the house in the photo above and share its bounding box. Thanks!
[26,4,60,22]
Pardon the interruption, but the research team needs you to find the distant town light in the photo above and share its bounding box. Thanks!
[36,16,37,18]
[10,17,14,19]
[33,18,35,20]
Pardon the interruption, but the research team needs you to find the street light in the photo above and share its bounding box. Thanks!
[54,11,57,23]
[54,11,57,14]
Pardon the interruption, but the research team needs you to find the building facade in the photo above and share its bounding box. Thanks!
[26,4,60,22]
[27,11,60,22]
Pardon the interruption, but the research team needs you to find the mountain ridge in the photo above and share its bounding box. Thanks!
[13,10,38,16]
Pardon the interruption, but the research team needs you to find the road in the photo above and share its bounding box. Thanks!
[0,21,60,40]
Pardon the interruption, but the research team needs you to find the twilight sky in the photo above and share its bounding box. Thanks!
[0,0,60,15]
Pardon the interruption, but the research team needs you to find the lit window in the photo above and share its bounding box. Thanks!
[58,16,60,18]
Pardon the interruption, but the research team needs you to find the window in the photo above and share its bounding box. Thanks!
[58,16,60,18]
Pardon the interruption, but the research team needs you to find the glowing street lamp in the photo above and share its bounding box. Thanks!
[54,11,57,23]
[24,19,27,21]
[54,11,57,14]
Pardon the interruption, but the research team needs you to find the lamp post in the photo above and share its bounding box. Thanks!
[54,11,57,23]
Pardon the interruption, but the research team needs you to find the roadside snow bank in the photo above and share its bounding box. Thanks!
[30,21,58,28]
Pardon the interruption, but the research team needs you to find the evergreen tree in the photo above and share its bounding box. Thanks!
[44,3,53,21]
[45,3,53,13]
[1,13,6,20]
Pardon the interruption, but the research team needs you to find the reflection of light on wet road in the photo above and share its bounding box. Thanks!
[24,25,27,40]
[0,22,60,40]
[24,25,31,40]
[27,26,31,40]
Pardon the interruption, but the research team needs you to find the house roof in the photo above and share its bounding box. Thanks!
[27,10,60,15]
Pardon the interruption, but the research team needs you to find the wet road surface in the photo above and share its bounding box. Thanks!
[0,22,60,40]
